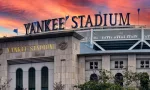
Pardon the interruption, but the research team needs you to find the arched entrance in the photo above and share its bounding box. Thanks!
[16,68,23,90]
[29,67,36,90]
[115,73,123,86]
[90,73,98,81]
[41,67,49,90]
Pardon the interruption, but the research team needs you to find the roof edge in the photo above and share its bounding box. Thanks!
[78,50,150,56]
[0,30,83,43]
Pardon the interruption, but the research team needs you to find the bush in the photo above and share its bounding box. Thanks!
[53,82,65,90]
[140,72,149,90]
[75,81,123,90]
[75,70,150,90]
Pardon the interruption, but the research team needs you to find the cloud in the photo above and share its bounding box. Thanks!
[0,0,150,37]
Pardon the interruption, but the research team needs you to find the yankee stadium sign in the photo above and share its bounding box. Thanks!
[24,13,130,35]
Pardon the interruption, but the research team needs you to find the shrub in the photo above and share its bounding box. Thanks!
[140,72,149,90]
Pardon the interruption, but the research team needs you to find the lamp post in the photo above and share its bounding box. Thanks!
[138,8,140,26]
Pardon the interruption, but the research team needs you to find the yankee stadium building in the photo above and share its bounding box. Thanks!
[0,13,150,90]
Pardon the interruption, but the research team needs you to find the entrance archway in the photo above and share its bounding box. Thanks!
[90,73,98,81]
[115,73,123,86]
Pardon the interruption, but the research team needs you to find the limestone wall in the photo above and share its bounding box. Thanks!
[0,35,81,90]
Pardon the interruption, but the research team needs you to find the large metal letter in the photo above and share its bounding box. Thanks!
[119,13,130,25]
[24,23,31,35]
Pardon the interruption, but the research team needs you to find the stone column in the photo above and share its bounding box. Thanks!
[36,70,41,90]
[102,55,110,71]
[54,36,80,90]
[49,69,54,90]
[8,70,15,90]
[128,54,136,72]
[78,56,85,84]
[23,71,28,90]
[0,54,9,89]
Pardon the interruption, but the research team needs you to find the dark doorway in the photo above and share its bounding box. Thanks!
[115,73,123,86]
[16,68,23,90]
[41,67,48,90]
[90,73,98,81]
[29,67,35,90]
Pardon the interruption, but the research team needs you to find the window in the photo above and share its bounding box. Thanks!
[141,61,144,68]
[16,68,23,90]
[120,61,123,68]
[94,62,98,69]
[115,61,118,68]
[90,62,93,69]
[145,61,149,68]
[29,67,35,90]
[114,61,123,69]
[41,67,48,90]
[90,61,98,69]
[140,60,149,68]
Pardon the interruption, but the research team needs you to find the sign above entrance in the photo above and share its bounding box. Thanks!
[7,44,56,53]
[93,30,141,40]
[24,13,130,35]
[77,29,150,41]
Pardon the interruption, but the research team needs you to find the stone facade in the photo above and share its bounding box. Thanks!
[78,54,150,85]
[0,31,82,90]
[0,30,150,90]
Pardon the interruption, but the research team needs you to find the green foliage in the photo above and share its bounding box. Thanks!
[75,69,123,90]
[139,72,149,90]
[123,71,141,87]
[98,69,114,83]
[75,70,150,90]
[75,81,123,90]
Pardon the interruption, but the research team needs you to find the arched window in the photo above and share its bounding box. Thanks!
[115,73,123,86]
[90,73,98,81]
[29,67,35,90]
[41,67,48,90]
[16,68,23,90]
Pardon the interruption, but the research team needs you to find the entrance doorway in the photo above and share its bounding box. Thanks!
[115,73,123,86]
[90,73,98,81]
[8,56,54,90]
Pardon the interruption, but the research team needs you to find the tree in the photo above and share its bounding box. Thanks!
[98,69,114,83]
[75,70,150,90]
[0,78,12,90]
[140,72,149,90]
[75,69,122,90]
[123,71,141,87]
[53,82,65,90]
